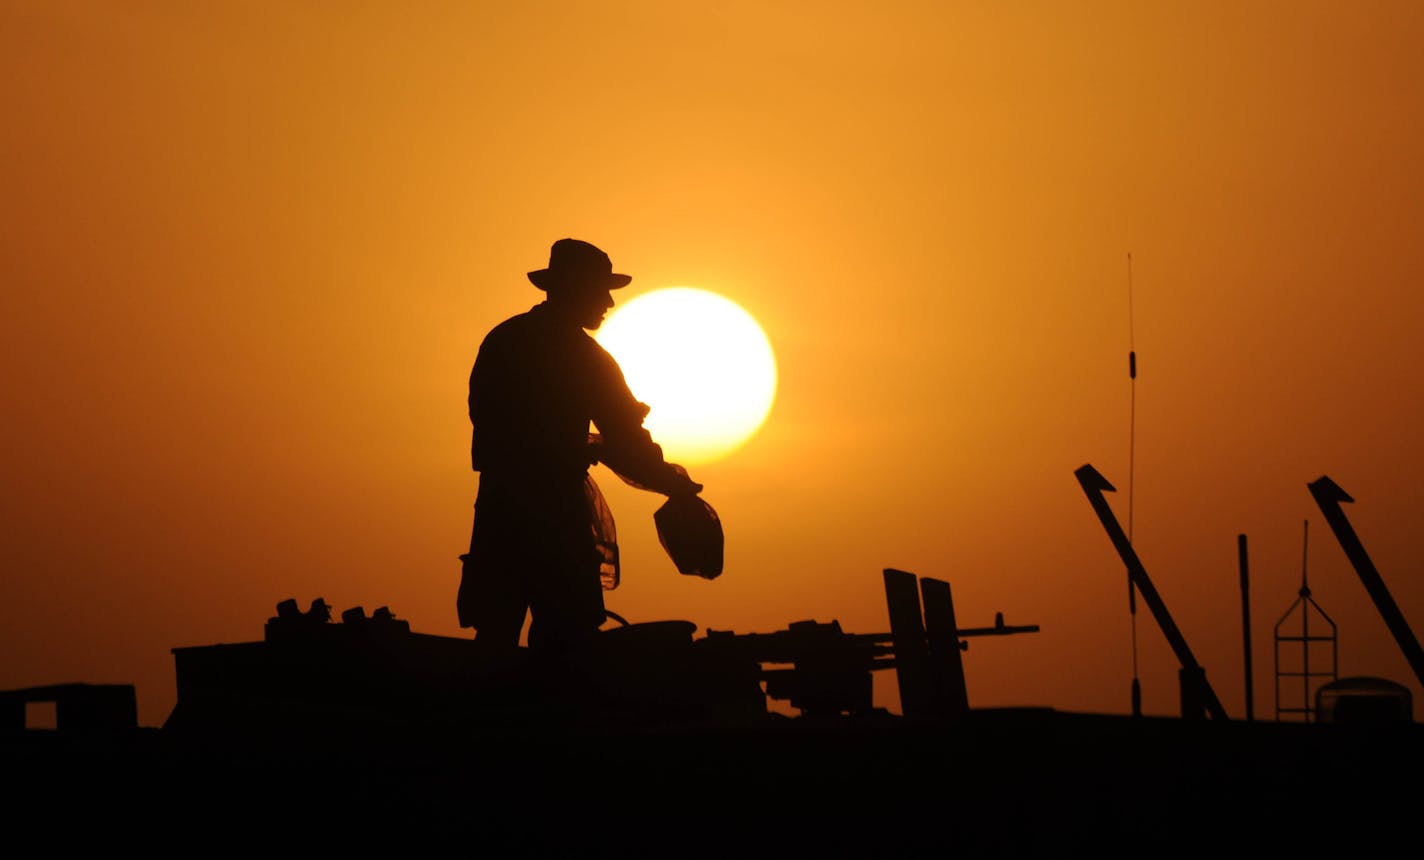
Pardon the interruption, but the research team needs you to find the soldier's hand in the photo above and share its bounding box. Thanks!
[665,463,702,497]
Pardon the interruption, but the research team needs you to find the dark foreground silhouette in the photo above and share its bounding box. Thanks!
[10,435,1424,854]
[5,568,1420,854]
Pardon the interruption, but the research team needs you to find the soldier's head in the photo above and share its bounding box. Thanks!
[528,238,630,330]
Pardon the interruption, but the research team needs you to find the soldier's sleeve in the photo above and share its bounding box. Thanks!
[587,339,700,496]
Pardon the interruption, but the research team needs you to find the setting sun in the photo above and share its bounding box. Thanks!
[597,288,776,464]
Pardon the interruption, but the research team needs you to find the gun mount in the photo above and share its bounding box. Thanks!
[701,571,1039,717]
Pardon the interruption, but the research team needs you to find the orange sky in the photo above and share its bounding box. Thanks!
[3,2,1423,727]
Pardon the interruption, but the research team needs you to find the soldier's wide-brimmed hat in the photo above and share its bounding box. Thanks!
[527,238,632,291]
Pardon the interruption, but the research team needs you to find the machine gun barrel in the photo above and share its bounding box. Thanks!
[702,616,1040,666]
[701,623,889,666]
[958,618,1041,639]
[701,617,1040,668]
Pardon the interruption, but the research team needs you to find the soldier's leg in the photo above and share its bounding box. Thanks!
[459,501,532,646]
[526,550,605,654]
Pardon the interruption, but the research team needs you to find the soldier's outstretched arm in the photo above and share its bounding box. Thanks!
[588,345,701,496]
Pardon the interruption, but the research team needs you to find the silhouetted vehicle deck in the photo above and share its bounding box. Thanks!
[7,697,1419,853]
[6,575,1420,853]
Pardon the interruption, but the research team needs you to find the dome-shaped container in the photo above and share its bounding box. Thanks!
[1315,676,1412,725]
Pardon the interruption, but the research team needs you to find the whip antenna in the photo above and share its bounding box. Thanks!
[1127,252,1142,717]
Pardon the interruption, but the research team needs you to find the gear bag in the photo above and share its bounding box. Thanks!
[584,474,621,590]
[653,493,723,580]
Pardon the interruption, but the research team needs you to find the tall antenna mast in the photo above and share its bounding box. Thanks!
[1126,252,1142,717]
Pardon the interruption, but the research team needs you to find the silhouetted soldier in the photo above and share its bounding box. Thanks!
[460,239,701,651]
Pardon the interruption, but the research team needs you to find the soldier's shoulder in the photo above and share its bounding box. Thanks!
[479,306,546,350]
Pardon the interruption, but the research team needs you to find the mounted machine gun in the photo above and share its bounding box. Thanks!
[699,569,1039,717]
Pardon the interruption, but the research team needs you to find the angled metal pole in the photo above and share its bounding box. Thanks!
[1307,476,1424,689]
[1075,464,1228,720]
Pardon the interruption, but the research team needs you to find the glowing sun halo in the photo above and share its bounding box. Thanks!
[596,288,777,464]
